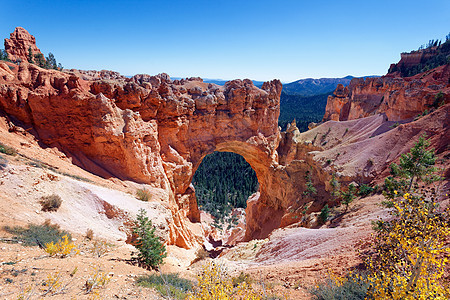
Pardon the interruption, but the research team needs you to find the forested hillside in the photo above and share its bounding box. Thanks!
[278,91,330,131]
[192,151,258,219]
[282,76,353,96]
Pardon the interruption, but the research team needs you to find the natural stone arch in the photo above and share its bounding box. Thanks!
[0,61,330,249]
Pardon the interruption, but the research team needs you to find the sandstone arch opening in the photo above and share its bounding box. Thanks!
[192,151,258,221]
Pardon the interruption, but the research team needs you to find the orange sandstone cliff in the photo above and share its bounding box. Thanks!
[323,64,450,122]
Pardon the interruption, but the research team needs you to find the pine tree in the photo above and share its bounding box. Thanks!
[132,209,166,270]
[27,47,33,63]
[341,183,356,212]
[46,52,57,69]
[385,135,439,200]
[303,170,317,197]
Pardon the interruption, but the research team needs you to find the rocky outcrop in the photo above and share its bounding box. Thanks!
[4,27,44,63]
[1,55,310,245]
[324,64,450,122]
[0,52,341,245]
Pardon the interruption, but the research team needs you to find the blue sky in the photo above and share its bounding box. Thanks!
[1,0,449,82]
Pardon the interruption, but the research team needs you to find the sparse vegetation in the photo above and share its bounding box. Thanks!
[329,173,341,200]
[41,271,72,296]
[432,91,445,108]
[388,33,450,77]
[84,266,111,294]
[136,188,152,202]
[44,235,78,258]
[191,247,210,265]
[0,142,17,156]
[357,184,374,197]
[39,194,63,212]
[131,209,167,270]
[89,240,109,258]
[3,220,71,247]
[85,228,94,240]
[310,272,369,300]
[27,46,63,70]
[136,273,193,299]
[232,271,253,287]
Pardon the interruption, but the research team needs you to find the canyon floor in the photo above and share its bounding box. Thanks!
[0,114,394,300]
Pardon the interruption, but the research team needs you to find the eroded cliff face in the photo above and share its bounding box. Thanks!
[323,64,450,122]
[1,57,309,245]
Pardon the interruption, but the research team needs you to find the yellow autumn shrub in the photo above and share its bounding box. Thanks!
[365,192,449,300]
[45,235,79,257]
[188,262,264,300]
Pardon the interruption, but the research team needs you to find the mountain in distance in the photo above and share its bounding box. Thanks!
[282,76,354,96]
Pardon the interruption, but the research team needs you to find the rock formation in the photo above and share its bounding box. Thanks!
[2,52,319,246]
[324,64,450,122]
[4,27,44,63]
[3,27,446,250]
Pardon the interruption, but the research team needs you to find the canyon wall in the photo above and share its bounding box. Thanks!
[324,64,450,122]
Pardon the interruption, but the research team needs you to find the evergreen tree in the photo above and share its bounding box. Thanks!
[303,170,317,197]
[46,52,57,69]
[132,209,166,270]
[27,47,33,63]
[34,53,46,68]
[341,183,356,212]
[0,49,10,61]
[385,136,439,200]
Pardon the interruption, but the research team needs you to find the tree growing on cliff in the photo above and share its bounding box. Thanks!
[341,183,356,213]
[329,173,341,201]
[303,170,317,198]
[131,209,166,270]
[27,46,33,63]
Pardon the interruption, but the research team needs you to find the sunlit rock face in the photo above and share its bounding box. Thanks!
[4,27,45,63]
[2,38,310,246]
[324,65,449,122]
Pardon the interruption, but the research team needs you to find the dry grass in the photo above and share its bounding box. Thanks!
[39,194,63,212]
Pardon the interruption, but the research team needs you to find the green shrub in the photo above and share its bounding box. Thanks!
[310,273,369,300]
[39,194,62,212]
[132,209,166,269]
[136,188,152,202]
[0,142,17,156]
[3,220,71,247]
[358,184,374,197]
[136,273,193,299]
[319,204,330,224]
[232,271,253,287]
